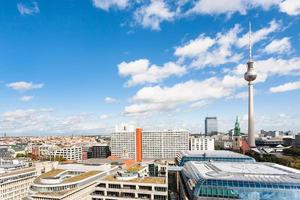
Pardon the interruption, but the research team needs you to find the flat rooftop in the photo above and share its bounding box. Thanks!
[179,150,253,159]
[188,161,300,184]
[104,175,166,184]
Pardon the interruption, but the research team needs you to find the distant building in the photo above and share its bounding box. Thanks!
[111,128,189,160]
[180,161,300,199]
[176,150,255,166]
[49,146,82,161]
[190,136,215,151]
[232,116,242,150]
[205,117,218,136]
[255,138,284,147]
[87,144,111,159]
[91,162,168,200]
[295,134,300,146]
[0,145,14,158]
[0,160,37,200]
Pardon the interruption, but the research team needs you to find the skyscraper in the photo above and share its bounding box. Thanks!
[205,117,218,136]
[244,23,257,147]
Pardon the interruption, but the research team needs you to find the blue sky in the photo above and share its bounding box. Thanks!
[0,0,300,135]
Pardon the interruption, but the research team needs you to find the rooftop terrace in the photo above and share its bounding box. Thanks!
[104,175,166,184]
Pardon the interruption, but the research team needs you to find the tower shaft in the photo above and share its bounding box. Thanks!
[248,82,255,147]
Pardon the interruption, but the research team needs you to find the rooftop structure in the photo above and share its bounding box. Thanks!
[28,163,118,200]
[180,161,300,199]
[176,150,255,166]
[91,162,168,200]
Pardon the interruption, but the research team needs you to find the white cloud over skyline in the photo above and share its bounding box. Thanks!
[17,2,39,15]
[6,81,44,91]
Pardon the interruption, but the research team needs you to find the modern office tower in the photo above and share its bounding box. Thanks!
[190,136,215,151]
[176,150,255,166]
[205,117,218,136]
[0,161,37,200]
[49,146,83,161]
[88,144,111,159]
[244,23,257,147]
[91,162,168,200]
[111,128,189,160]
[180,161,300,200]
[28,163,118,200]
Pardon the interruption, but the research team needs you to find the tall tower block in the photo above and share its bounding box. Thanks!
[244,22,257,147]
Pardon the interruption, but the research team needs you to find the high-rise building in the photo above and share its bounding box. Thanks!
[111,128,189,160]
[205,117,218,135]
[190,136,215,151]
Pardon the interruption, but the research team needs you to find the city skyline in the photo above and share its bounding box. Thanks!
[1,1,300,135]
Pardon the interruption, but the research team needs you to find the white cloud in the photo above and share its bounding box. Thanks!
[125,78,234,114]
[232,57,300,83]
[17,2,39,15]
[270,81,300,93]
[280,0,300,15]
[189,100,210,109]
[20,96,34,102]
[187,0,247,16]
[92,0,129,11]
[100,114,109,119]
[118,59,186,87]
[134,0,175,30]
[0,108,106,134]
[104,97,119,103]
[6,81,44,91]
[236,20,280,48]
[174,35,215,57]
[263,37,291,54]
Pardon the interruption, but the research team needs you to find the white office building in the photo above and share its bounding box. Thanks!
[190,136,215,151]
[49,146,83,161]
[0,160,37,200]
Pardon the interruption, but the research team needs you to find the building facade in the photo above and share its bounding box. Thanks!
[49,146,82,161]
[88,144,111,159]
[91,163,168,200]
[205,117,218,136]
[180,161,300,199]
[111,128,189,160]
[0,164,37,200]
[190,136,215,151]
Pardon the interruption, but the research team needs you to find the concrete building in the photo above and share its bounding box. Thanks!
[180,161,300,199]
[28,163,117,200]
[111,128,189,160]
[91,162,168,200]
[0,160,37,200]
[205,117,218,136]
[49,146,83,161]
[176,150,255,166]
[190,136,215,151]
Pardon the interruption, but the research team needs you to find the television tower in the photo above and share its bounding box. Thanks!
[244,22,257,147]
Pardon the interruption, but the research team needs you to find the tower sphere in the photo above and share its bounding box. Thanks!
[244,61,257,82]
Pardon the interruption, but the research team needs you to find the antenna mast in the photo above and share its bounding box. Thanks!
[248,22,252,62]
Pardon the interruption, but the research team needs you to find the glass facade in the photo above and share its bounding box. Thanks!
[181,161,300,200]
[178,156,255,166]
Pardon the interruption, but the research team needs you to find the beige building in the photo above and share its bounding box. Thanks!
[0,165,37,200]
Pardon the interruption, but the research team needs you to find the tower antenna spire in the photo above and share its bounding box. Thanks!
[248,21,252,62]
